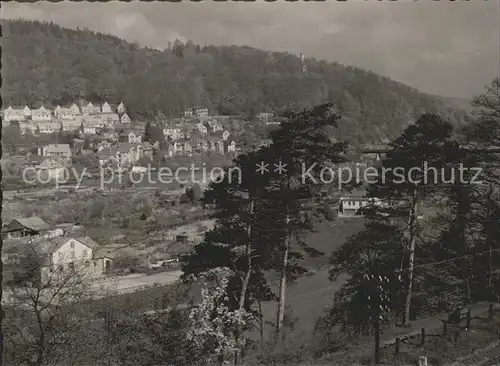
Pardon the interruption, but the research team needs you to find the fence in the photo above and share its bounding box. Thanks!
[391,303,500,357]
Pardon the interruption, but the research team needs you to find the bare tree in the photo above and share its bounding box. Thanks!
[3,244,98,366]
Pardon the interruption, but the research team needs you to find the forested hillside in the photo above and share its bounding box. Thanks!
[1,19,472,144]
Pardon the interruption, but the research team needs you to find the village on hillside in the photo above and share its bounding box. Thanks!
[1,102,283,185]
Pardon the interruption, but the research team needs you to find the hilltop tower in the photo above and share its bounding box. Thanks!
[299,53,307,72]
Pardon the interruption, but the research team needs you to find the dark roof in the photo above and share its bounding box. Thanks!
[4,217,50,232]
[93,246,120,259]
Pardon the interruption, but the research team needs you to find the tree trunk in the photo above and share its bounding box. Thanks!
[276,216,290,340]
[0,183,3,366]
[488,243,493,288]
[36,311,45,366]
[234,199,255,365]
[258,298,265,349]
[403,193,418,326]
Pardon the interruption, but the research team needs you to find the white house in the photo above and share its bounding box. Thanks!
[226,140,237,153]
[128,132,142,144]
[31,106,52,121]
[23,106,32,118]
[69,103,81,115]
[82,118,105,135]
[81,102,100,116]
[55,106,78,120]
[207,120,223,133]
[163,126,183,141]
[42,144,72,159]
[3,106,26,122]
[101,102,112,114]
[98,113,120,128]
[183,107,209,118]
[37,121,61,134]
[120,113,132,124]
[195,123,208,134]
[61,119,82,132]
[36,236,113,279]
[18,122,37,135]
[257,112,274,121]
[337,197,390,216]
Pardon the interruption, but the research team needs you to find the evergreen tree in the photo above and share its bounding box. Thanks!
[144,121,152,143]
[366,113,463,325]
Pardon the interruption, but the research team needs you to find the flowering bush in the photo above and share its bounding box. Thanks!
[187,267,253,363]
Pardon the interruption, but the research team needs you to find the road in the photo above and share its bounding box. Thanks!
[92,270,184,295]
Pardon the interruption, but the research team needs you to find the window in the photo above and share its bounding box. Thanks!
[70,241,75,249]
[68,262,75,272]
[83,249,88,259]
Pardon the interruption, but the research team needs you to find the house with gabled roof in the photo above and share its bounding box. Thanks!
[195,122,208,134]
[128,132,142,144]
[98,112,120,128]
[69,103,81,115]
[225,140,237,153]
[34,158,66,182]
[81,102,100,116]
[55,105,79,120]
[120,113,132,124]
[206,135,224,154]
[23,106,31,118]
[3,106,27,122]
[42,144,72,159]
[37,121,61,134]
[184,107,209,118]
[101,101,112,114]
[31,106,52,121]
[206,119,223,133]
[82,116,106,134]
[31,235,113,278]
[97,142,143,167]
[2,217,51,239]
[61,119,82,132]
[117,102,126,115]
[18,121,38,135]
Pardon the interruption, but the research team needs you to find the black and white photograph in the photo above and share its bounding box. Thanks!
[0,1,499,365]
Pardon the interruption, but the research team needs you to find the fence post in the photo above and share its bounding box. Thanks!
[466,308,471,329]
[443,321,447,337]
[421,327,426,345]
[454,331,459,347]
[395,337,400,355]
[489,303,493,320]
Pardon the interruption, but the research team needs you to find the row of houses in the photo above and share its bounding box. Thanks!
[2,101,127,122]
[15,112,132,135]
[181,107,274,121]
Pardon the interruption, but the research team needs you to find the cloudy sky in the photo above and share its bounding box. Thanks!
[2,1,499,99]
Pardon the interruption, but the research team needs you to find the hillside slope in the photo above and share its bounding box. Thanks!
[1,19,473,144]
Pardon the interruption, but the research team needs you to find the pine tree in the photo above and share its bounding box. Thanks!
[366,113,463,325]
